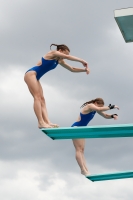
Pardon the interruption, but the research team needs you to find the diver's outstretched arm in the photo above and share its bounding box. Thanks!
[97,111,118,120]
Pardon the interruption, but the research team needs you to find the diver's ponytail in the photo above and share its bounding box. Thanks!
[50,44,58,50]
[50,44,70,52]
[80,100,95,108]
[80,98,104,108]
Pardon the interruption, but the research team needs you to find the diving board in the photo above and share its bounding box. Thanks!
[114,7,133,42]
[41,123,133,140]
[86,171,133,182]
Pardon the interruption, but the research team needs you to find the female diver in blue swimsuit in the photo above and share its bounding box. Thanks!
[24,44,90,128]
[71,98,119,176]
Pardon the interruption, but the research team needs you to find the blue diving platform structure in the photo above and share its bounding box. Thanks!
[41,124,133,140]
[114,7,133,43]
[86,171,133,182]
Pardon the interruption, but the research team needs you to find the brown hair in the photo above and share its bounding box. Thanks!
[50,44,70,52]
[80,98,104,108]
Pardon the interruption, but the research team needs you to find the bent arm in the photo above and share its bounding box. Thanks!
[59,60,87,73]
[97,111,118,120]
[97,111,112,119]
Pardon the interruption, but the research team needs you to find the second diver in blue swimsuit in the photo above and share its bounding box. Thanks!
[71,98,119,176]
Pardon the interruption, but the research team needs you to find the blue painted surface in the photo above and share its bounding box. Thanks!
[115,15,133,42]
[86,171,133,181]
[41,124,133,140]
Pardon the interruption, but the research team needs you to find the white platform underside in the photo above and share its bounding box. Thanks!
[115,7,133,17]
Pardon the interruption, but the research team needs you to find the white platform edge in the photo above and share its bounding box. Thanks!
[114,7,133,17]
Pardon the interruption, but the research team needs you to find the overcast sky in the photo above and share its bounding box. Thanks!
[1,0,133,199]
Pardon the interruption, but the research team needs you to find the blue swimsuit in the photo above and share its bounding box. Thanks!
[71,111,96,127]
[26,57,58,80]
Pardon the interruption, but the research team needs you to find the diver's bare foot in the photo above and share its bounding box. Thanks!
[49,123,59,128]
[38,122,52,129]
[81,170,90,176]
